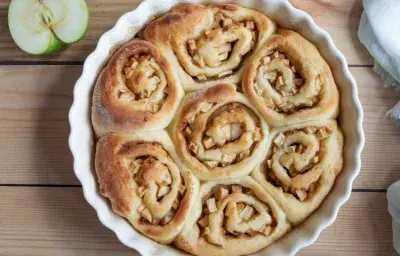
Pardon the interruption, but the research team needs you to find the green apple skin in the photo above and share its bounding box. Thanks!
[43,34,66,54]
[50,0,90,44]
[8,0,89,55]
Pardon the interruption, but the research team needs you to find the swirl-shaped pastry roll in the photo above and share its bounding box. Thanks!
[143,4,276,91]
[174,177,291,256]
[95,131,199,244]
[92,39,184,137]
[171,84,268,180]
[252,120,343,224]
[242,29,339,127]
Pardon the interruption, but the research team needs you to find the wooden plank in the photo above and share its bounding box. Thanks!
[0,187,394,255]
[353,68,400,190]
[0,0,372,65]
[0,0,142,63]
[0,187,133,256]
[300,192,396,256]
[289,0,373,66]
[0,66,398,188]
[0,66,80,185]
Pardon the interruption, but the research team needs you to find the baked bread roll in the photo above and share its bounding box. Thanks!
[174,177,291,256]
[242,29,339,127]
[252,120,343,224]
[95,131,199,244]
[91,3,346,253]
[171,83,268,180]
[143,4,276,92]
[92,39,184,137]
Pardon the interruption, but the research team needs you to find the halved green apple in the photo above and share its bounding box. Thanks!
[8,0,89,55]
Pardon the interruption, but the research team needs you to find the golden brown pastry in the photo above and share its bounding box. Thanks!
[143,4,276,92]
[91,4,345,253]
[171,83,269,181]
[242,29,339,127]
[92,39,184,137]
[95,131,199,244]
[174,177,291,256]
[252,120,343,224]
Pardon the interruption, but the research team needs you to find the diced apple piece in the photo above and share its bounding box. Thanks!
[198,215,209,228]
[215,187,229,201]
[206,198,218,213]
[239,205,254,221]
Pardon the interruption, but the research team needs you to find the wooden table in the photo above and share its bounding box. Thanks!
[0,0,399,255]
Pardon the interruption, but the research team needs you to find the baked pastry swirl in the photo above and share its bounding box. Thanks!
[171,83,268,180]
[91,3,345,254]
[95,131,199,244]
[92,39,184,137]
[252,120,343,224]
[242,29,339,127]
[143,4,276,91]
[174,177,291,256]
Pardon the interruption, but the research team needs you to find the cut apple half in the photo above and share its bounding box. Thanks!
[8,0,89,54]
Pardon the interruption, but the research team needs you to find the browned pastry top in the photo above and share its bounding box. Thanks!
[95,132,199,244]
[242,29,339,127]
[92,39,184,137]
[171,83,269,181]
[143,3,276,91]
[92,3,344,255]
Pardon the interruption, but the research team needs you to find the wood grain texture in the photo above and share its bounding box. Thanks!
[0,66,398,188]
[0,0,372,65]
[0,1,395,255]
[289,0,372,66]
[0,188,394,256]
[0,66,80,185]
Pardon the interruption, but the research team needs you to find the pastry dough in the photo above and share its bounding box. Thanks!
[91,4,345,254]
[252,120,343,224]
[242,29,339,127]
[95,131,199,244]
[171,83,268,180]
[92,39,184,137]
[143,4,276,92]
[174,176,291,256]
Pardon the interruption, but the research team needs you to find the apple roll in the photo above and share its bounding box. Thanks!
[95,131,199,244]
[252,120,343,224]
[242,29,339,127]
[171,84,268,180]
[174,177,291,256]
[143,4,276,91]
[92,39,184,137]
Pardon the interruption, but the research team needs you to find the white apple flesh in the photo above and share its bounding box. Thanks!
[8,0,89,55]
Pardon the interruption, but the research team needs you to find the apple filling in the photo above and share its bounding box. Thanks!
[264,127,332,201]
[130,143,187,225]
[197,184,276,246]
[187,13,258,81]
[253,51,322,113]
[120,54,168,113]
[183,103,263,169]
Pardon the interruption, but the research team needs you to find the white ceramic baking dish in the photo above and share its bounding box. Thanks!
[68,0,365,255]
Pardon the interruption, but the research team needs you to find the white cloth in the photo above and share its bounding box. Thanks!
[359,1,400,253]
[387,181,400,254]
[358,0,400,120]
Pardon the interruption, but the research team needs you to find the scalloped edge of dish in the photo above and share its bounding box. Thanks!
[68,0,365,255]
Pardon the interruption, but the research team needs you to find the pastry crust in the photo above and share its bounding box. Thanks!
[242,29,339,127]
[174,176,291,256]
[91,4,345,253]
[92,39,184,137]
[143,4,276,92]
[252,120,343,224]
[95,131,199,244]
[171,83,269,180]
